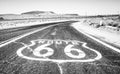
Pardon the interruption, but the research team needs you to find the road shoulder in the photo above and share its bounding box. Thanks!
[72,21,120,48]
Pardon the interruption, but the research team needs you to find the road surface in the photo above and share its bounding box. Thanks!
[0,21,120,74]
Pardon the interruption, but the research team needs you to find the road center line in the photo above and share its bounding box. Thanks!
[0,24,57,48]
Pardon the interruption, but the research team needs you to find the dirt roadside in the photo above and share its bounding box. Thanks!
[72,21,120,48]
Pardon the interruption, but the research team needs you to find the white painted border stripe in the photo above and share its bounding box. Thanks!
[0,25,56,48]
[72,24,120,53]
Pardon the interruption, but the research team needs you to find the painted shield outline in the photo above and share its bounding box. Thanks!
[16,39,102,63]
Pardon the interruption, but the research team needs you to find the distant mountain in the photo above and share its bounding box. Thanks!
[21,11,55,15]
[64,14,79,16]
[0,14,17,16]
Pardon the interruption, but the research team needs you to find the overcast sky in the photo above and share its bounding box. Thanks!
[0,0,120,15]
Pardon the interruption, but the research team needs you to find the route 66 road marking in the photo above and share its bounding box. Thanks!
[16,39,102,63]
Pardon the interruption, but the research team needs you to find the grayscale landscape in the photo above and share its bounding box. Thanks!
[0,0,120,74]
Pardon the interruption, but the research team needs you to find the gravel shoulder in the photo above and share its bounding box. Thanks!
[72,21,120,47]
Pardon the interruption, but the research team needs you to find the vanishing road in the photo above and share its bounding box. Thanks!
[0,21,120,74]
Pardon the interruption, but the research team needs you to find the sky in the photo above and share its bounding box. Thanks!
[0,0,120,15]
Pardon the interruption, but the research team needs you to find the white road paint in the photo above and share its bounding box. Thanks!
[51,32,56,35]
[72,24,120,53]
[64,44,86,58]
[51,31,57,35]
[0,25,57,48]
[16,39,102,63]
[51,28,57,35]
[33,43,54,58]
[31,39,80,45]
[57,63,63,74]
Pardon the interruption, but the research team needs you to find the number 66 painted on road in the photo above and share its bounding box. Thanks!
[33,43,86,58]
[33,44,54,58]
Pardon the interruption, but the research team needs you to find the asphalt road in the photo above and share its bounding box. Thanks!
[0,21,120,74]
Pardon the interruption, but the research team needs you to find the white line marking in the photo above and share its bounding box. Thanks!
[64,44,86,58]
[33,43,54,58]
[51,31,56,35]
[57,63,63,74]
[0,25,57,48]
[51,28,57,35]
[72,24,120,53]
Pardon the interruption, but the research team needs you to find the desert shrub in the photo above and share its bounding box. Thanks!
[112,23,118,27]
[89,23,94,26]
[0,17,4,20]
[94,24,100,28]
[116,26,120,31]
[108,23,113,26]
[118,15,120,20]
[118,26,120,28]
[102,23,105,26]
